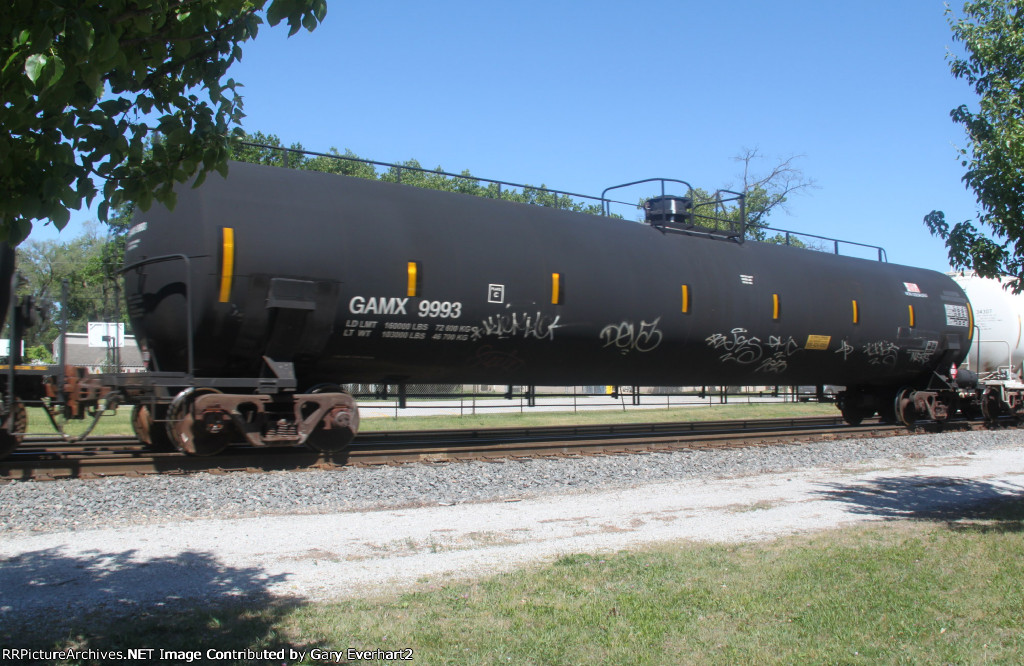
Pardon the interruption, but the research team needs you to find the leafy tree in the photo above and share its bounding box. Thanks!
[14,223,127,348]
[925,0,1024,288]
[1,0,327,245]
[231,133,379,179]
[378,159,440,188]
[229,132,302,167]
[24,344,53,363]
[303,148,378,179]
[504,185,606,215]
[82,202,133,327]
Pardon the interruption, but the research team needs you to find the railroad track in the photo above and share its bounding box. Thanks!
[0,415,975,481]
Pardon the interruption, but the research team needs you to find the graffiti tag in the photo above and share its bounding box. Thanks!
[755,354,789,374]
[472,311,561,342]
[706,329,802,374]
[705,328,764,365]
[599,318,664,355]
[863,340,899,368]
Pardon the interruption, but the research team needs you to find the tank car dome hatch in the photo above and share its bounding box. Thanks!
[644,195,693,227]
[950,271,1024,378]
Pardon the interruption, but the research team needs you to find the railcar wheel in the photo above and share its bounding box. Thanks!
[876,393,898,424]
[304,384,358,453]
[895,388,916,427]
[305,410,357,453]
[837,391,872,426]
[840,407,866,426]
[981,388,1004,421]
[166,388,235,456]
[132,404,175,451]
[0,398,26,460]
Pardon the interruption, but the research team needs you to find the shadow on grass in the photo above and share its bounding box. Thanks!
[815,475,1024,533]
[0,548,321,660]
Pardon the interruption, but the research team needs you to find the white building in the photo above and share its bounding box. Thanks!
[51,332,145,373]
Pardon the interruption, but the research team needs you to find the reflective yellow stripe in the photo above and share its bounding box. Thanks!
[772,293,780,320]
[218,227,234,303]
[908,304,915,328]
[551,273,561,304]
[852,299,859,324]
[681,284,690,313]
[967,301,974,342]
[407,262,418,297]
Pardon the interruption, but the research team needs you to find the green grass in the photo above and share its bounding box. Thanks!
[21,402,839,437]
[8,500,1024,665]
[24,406,135,438]
[359,402,838,431]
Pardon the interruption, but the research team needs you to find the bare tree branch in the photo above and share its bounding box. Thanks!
[732,148,817,228]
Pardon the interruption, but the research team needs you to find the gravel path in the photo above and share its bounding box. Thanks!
[1,429,1022,623]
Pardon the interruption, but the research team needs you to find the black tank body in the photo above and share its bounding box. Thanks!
[123,161,971,391]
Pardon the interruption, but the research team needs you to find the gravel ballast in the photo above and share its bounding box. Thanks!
[0,429,1020,534]
[1,429,1023,622]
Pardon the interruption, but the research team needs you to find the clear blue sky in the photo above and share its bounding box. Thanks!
[36,0,981,272]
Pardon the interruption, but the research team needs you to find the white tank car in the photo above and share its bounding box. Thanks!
[950,272,1024,379]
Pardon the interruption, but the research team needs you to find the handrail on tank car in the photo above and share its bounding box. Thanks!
[757,225,888,262]
[712,188,746,240]
[119,254,194,377]
[235,141,637,212]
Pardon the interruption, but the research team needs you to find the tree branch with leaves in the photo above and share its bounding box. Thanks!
[926,0,1024,289]
[1,0,327,244]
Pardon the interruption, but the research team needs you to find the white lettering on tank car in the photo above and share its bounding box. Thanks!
[348,296,409,315]
[348,297,464,321]
[417,300,463,319]
[127,221,148,237]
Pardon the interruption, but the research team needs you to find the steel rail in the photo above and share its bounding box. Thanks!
[0,415,983,481]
